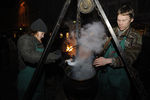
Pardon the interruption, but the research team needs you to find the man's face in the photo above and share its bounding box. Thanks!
[117,14,133,31]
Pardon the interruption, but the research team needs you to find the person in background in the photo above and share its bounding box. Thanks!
[0,32,18,100]
[17,18,61,100]
[93,4,142,100]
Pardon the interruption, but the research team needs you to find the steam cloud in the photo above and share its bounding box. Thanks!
[66,21,106,81]
[79,21,106,53]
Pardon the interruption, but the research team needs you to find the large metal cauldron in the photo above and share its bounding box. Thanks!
[63,56,98,100]
[63,73,98,100]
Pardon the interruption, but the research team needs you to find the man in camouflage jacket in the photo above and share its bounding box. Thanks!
[93,4,143,100]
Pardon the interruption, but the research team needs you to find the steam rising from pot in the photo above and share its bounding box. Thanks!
[66,21,106,81]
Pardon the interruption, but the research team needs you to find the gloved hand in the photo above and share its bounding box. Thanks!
[53,50,62,57]
[46,50,62,63]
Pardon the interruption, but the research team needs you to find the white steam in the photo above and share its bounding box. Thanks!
[79,21,106,53]
[66,21,106,81]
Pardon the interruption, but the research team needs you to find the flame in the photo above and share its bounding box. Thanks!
[65,44,76,57]
[66,45,73,52]
[62,32,77,57]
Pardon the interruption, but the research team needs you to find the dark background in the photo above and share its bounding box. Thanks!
[0,0,150,32]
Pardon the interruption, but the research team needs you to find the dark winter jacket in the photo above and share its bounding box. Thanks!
[17,34,61,70]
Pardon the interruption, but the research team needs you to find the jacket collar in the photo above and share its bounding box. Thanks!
[114,26,131,37]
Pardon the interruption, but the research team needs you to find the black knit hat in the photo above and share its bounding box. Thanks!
[30,18,47,33]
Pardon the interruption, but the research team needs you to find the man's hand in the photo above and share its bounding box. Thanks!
[93,57,112,67]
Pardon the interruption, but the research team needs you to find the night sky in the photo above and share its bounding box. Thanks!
[0,0,18,32]
[0,0,150,33]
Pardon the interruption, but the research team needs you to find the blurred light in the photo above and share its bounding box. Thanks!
[66,32,69,39]
[14,33,16,38]
[19,27,23,31]
[20,1,25,7]
[18,1,29,27]
[60,33,63,38]
[73,21,76,24]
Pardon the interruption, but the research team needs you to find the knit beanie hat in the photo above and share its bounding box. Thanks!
[30,18,47,33]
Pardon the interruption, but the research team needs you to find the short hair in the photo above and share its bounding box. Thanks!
[117,4,134,18]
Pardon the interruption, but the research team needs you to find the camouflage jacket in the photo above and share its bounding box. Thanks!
[105,26,142,68]
[102,27,147,99]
